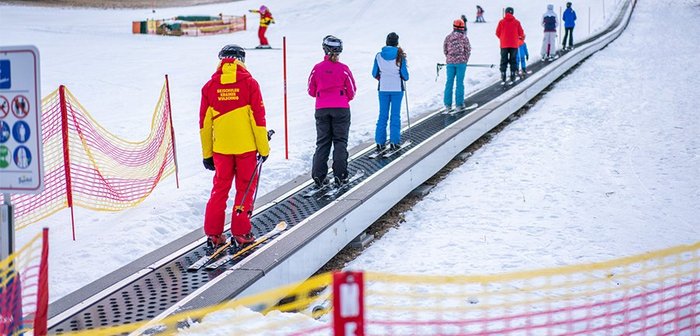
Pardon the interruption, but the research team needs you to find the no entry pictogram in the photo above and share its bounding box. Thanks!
[0,96,8,118]
[11,95,29,119]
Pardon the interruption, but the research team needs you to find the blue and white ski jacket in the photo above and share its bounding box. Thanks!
[372,46,409,92]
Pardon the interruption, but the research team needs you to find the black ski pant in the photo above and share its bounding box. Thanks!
[312,107,351,182]
[563,27,574,48]
[500,48,518,76]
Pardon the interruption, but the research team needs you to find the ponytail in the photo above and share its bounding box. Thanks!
[396,47,406,66]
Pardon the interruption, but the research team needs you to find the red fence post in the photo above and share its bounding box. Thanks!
[332,271,365,336]
[283,36,289,160]
[58,86,76,241]
[164,75,180,188]
[33,228,49,336]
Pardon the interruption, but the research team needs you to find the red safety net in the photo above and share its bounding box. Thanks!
[11,80,178,233]
[0,229,49,336]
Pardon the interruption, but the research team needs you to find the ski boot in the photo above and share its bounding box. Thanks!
[510,72,517,83]
[376,144,386,153]
[519,69,528,79]
[312,176,329,189]
[232,232,255,249]
[334,174,350,187]
[205,234,227,255]
[500,72,507,84]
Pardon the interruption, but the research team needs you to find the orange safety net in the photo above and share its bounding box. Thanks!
[11,80,178,231]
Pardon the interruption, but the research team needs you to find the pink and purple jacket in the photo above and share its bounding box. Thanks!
[307,55,357,109]
[443,31,472,64]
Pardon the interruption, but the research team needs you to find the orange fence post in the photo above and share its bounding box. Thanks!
[58,86,76,241]
[332,271,365,336]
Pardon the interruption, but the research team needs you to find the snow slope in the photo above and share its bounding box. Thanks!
[2,0,663,304]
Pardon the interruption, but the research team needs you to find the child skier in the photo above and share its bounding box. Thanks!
[476,5,485,23]
[516,36,529,77]
[443,18,471,109]
[249,5,275,48]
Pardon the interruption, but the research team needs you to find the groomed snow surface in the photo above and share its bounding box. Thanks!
[4,0,698,323]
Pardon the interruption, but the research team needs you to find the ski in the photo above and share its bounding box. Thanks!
[187,240,233,272]
[245,47,282,50]
[369,146,390,159]
[382,141,412,158]
[205,221,288,270]
[302,181,332,198]
[443,103,479,115]
[321,170,366,198]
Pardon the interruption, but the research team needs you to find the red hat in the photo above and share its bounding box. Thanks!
[453,19,465,30]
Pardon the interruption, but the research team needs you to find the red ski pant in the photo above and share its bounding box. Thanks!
[258,26,269,45]
[204,151,258,237]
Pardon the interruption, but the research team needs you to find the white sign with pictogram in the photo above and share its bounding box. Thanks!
[0,46,43,194]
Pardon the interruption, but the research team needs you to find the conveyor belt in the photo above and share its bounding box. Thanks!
[47,1,636,332]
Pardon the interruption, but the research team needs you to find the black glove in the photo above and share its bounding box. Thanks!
[258,154,268,162]
[203,157,215,171]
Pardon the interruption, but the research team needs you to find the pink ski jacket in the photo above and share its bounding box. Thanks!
[307,55,357,109]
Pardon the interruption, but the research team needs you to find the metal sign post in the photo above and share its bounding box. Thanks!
[0,45,43,259]
[1,194,12,261]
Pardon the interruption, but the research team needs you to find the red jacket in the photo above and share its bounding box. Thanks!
[199,59,270,158]
[495,13,525,49]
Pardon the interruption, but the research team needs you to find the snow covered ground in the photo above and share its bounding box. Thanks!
[347,0,700,274]
[4,0,696,310]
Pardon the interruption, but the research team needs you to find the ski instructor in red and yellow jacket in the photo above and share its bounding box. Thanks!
[199,44,270,250]
[249,5,275,48]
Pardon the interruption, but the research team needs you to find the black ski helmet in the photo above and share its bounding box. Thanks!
[505,7,514,14]
[218,44,246,62]
[322,35,343,55]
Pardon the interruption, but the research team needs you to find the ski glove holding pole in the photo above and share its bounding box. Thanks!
[257,130,275,162]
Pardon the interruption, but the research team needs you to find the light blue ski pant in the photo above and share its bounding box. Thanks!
[444,63,467,107]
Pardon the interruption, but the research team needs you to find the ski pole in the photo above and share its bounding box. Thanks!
[248,158,264,213]
[403,80,413,144]
[468,63,496,68]
[438,62,496,68]
[235,156,264,215]
[235,130,274,215]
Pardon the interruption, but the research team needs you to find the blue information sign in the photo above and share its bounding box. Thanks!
[0,46,43,194]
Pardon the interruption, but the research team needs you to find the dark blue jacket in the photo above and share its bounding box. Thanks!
[543,15,557,32]
[563,8,577,28]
